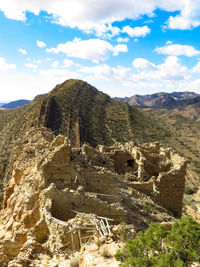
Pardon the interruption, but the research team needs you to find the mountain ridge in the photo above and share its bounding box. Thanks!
[0,79,168,189]
[0,99,30,109]
[116,91,199,109]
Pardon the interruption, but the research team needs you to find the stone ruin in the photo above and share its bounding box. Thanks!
[0,127,187,266]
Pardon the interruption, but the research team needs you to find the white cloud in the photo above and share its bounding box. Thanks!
[63,59,74,67]
[0,57,199,101]
[79,64,112,80]
[33,59,42,64]
[121,56,195,95]
[18,48,27,55]
[113,44,128,56]
[77,55,196,97]
[40,69,82,84]
[46,47,58,54]
[132,56,190,82]
[133,58,156,70]
[79,64,132,90]
[157,56,190,81]
[166,40,173,45]
[51,61,59,68]
[79,55,191,90]
[37,40,46,48]
[167,0,200,29]
[97,24,120,38]
[107,24,121,37]
[192,61,200,73]
[0,57,16,71]
[47,38,128,62]
[155,43,200,57]
[1,1,199,35]
[112,65,132,80]
[122,25,151,37]
[117,37,129,43]
[25,63,38,69]
[0,71,55,101]
[144,19,154,24]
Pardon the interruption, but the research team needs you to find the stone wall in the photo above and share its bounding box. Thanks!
[0,128,187,265]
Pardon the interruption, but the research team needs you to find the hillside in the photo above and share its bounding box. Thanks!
[117,91,200,122]
[0,79,168,192]
[0,79,200,265]
[142,108,200,220]
[117,91,200,220]
[0,99,30,109]
[1,80,200,221]
[168,96,200,120]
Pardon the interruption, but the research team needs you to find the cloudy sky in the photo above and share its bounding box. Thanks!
[0,0,200,102]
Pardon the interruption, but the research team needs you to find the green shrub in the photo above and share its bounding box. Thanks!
[115,216,200,266]
[101,248,112,258]
[184,187,198,195]
[119,222,129,242]
[143,202,156,214]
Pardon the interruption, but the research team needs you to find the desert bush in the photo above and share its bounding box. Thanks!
[119,222,129,242]
[101,248,112,258]
[184,187,198,195]
[115,216,200,266]
[70,257,79,267]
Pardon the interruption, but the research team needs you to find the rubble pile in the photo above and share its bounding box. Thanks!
[0,127,187,266]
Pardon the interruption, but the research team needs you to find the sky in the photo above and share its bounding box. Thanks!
[0,0,200,102]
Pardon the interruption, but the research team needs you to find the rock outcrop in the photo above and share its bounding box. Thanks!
[0,127,187,265]
[0,79,172,198]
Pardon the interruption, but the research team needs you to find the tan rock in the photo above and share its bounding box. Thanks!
[0,127,186,265]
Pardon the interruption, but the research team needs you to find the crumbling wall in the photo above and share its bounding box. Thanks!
[0,128,187,265]
[96,141,187,217]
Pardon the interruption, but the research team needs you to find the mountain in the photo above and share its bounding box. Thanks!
[116,92,199,109]
[1,99,30,109]
[0,80,200,218]
[0,79,200,265]
[0,79,168,188]
[164,96,200,120]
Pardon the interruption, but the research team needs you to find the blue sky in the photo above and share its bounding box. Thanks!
[0,0,200,102]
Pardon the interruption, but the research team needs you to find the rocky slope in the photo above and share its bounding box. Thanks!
[0,79,168,191]
[0,127,186,266]
[117,91,200,215]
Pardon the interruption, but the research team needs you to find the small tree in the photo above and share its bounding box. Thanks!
[115,216,200,266]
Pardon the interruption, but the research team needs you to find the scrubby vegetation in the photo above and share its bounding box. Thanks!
[0,79,200,216]
[115,216,200,266]
[184,187,198,195]
[0,79,168,192]
[146,109,200,191]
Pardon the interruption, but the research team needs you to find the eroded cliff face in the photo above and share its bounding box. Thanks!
[0,127,187,266]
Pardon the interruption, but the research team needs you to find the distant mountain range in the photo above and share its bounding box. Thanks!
[0,99,30,109]
[115,92,199,109]
[116,91,200,120]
